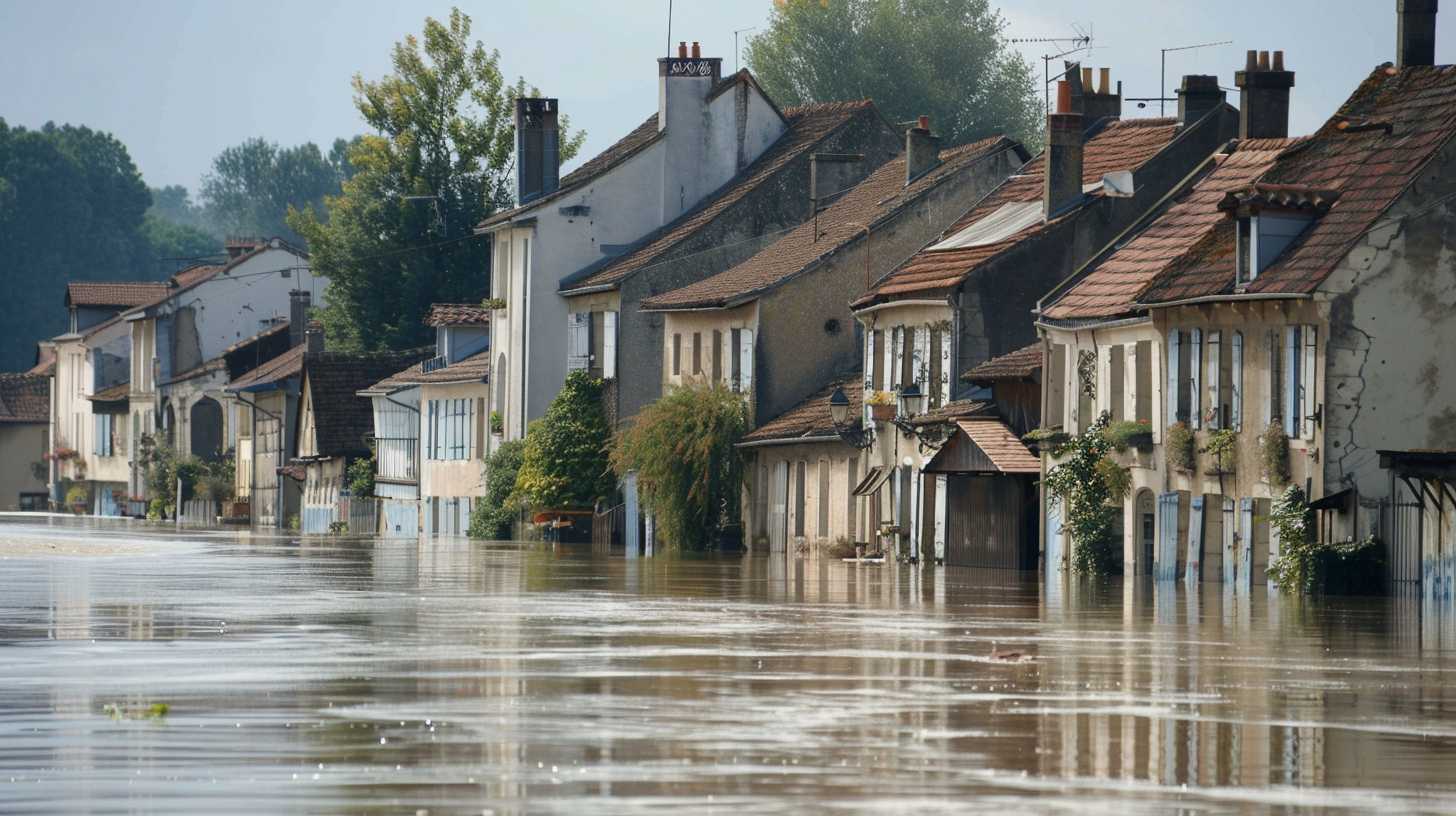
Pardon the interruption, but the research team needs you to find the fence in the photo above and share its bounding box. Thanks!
[593,503,626,554]
[178,498,218,526]
[340,495,379,535]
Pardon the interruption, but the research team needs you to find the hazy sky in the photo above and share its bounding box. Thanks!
[2,1,1449,193]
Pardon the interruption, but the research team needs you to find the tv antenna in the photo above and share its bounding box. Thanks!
[734,26,757,73]
[1153,40,1233,116]
[1011,24,1094,116]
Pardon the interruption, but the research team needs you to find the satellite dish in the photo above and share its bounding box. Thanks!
[1102,171,1135,198]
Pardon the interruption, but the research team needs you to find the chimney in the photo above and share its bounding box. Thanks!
[1235,50,1295,139]
[1398,0,1439,67]
[905,115,941,184]
[288,290,310,349]
[1044,80,1085,219]
[810,152,867,211]
[304,323,324,354]
[657,40,724,219]
[1177,75,1227,127]
[514,98,560,204]
[1080,67,1122,124]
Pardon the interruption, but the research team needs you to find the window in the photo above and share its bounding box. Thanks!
[793,461,806,538]
[817,459,830,537]
[1237,217,1253,282]
[712,330,723,382]
[1108,345,1125,422]
[672,334,681,376]
[692,332,702,376]
[94,414,113,457]
[871,330,885,392]
[426,398,475,460]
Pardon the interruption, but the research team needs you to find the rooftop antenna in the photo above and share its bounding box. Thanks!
[666,0,673,57]
[1155,40,1233,116]
[1011,26,1094,116]
[734,26,757,73]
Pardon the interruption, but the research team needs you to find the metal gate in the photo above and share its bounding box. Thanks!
[1390,483,1423,586]
[1156,492,1180,582]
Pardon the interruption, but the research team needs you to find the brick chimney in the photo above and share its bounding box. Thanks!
[515,98,560,204]
[905,115,941,184]
[810,152,867,210]
[304,323,324,354]
[1177,75,1227,127]
[1044,80,1085,219]
[288,290,311,348]
[1398,0,1439,68]
[1235,50,1295,139]
[1080,67,1122,123]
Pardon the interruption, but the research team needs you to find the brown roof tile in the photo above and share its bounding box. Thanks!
[65,282,169,309]
[303,349,434,457]
[85,381,130,402]
[855,118,1182,307]
[907,399,995,427]
[225,344,306,392]
[0,373,50,423]
[956,418,1040,473]
[1043,138,1296,319]
[641,136,1021,310]
[741,376,861,444]
[963,343,1043,382]
[561,100,882,294]
[361,349,491,395]
[423,303,493,327]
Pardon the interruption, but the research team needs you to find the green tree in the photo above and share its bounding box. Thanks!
[201,138,344,244]
[610,382,749,551]
[142,214,220,264]
[746,0,1041,149]
[1043,412,1124,577]
[515,371,613,511]
[289,7,584,351]
[468,439,526,540]
[0,119,159,371]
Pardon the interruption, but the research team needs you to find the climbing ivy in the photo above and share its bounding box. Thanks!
[1044,411,1124,577]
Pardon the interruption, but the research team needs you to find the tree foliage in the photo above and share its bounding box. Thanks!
[746,0,1042,150]
[514,371,614,511]
[347,453,376,498]
[200,137,350,245]
[0,119,159,371]
[1043,412,1123,577]
[289,8,584,352]
[610,381,749,551]
[468,439,526,540]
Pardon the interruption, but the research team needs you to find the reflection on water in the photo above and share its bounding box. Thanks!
[3,518,1456,813]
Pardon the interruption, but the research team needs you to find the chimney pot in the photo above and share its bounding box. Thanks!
[1398,0,1440,68]
[917,115,930,130]
[1099,67,1111,94]
[678,41,687,58]
[1082,67,1093,89]
[1056,80,1072,114]
[691,41,701,58]
[1273,50,1285,71]
[1246,50,1258,71]
[1236,50,1295,139]
[1258,50,1271,70]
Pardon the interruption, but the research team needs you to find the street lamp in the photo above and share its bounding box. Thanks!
[828,386,873,449]
[899,383,924,418]
[829,386,851,427]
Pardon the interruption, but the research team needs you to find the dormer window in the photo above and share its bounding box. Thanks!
[1221,184,1339,286]
[1237,217,1254,282]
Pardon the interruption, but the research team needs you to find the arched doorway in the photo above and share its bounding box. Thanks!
[190,396,224,460]
[161,402,176,448]
[1135,489,1156,576]
[495,353,508,435]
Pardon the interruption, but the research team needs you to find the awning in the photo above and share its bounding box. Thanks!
[924,418,1040,474]
[1308,488,1353,512]
[852,466,892,497]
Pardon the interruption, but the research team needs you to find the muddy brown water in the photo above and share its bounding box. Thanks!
[2,516,1456,814]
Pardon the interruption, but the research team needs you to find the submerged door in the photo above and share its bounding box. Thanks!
[1045,498,1064,578]
[768,461,789,553]
[1239,497,1255,590]
[1187,496,1205,584]
[1222,497,1237,585]
[1156,492,1180,581]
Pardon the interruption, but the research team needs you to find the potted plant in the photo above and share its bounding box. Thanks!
[490,410,504,436]
[1202,429,1238,476]
[867,390,897,422]
[1166,422,1196,473]
[1104,419,1154,452]
[481,297,506,311]
[1022,427,1071,454]
[1260,423,1292,486]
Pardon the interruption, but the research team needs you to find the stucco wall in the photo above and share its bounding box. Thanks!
[419,381,488,499]
[743,440,866,551]
[0,424,47,509]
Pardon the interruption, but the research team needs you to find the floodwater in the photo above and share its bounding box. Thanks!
[3,519,1456,814]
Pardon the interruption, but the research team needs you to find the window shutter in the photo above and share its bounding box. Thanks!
[864,329,876,424]
[889,327,902,391]
[1267,330,1280,429]
[1302,325,1317,440]
[603,311,617,379]
[913,326,929,397]
[718,329,731,385]
[738,329,754,394]
[1189,328,1203,430]
[1166,330,1181,428]
[1284,327,1300,438]
[1231,331,1243,431]
[567,313,590,372]
[730,328,742,391]
[872,329,885,392]
[692,332,702,376]
[938,329,952,407]
[1206,330,1221,429]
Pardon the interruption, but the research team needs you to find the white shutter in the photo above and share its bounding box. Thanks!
[864,328,875,425]
[913,326,929,395]
[739,329,754,395]
[567,313,589,372]
[1206,330,1221,429]
[467,398,476,460]
[1189,328,1203,430]
[1302,325,1317,440]
[1166,330,1181,427]
[1284,327,1300,438]
[938,330,952,406]
[1231,332,1243,431]
[603,311,617,379]
[1096,346,1112,418]
[1123,343,1138,425]
[882,326,895,395]
[720,328,733,387]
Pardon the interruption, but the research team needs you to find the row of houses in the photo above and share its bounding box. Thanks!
[5,5,1454,601]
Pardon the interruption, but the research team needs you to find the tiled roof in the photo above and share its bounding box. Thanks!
[741,375,861,444]
[0,373,49,423]
[907,399,995,427]
[1218,182,1341,215]
[479,113,663,228]
[304,349,434,457]
[1042,139,1296,319]
[169,264,224,289]
[27,346,55,377]
[423,303,492,327]
[1143,64,1456,304]
[223,322,289,357]
[855,118,1182,307]
[162,358,227,386]
[85,381,130,402]
[561,100,881,294]
[361,349,491,395]
[957,418,1041,473]
[65,282,169,309]
[963,343,1042,382]
[641,136,1021,310]
[225,344,305,392]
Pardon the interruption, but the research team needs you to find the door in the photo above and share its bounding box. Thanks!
[768,461,789,553]
[1157,492,1180,582]
[1239,497,1255,590]
[1045,499,1064,579]
[1186,495,1204,584]
[933,475,947,564]
[1222,497,1237,585]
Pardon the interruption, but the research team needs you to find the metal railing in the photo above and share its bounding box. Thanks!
[375,437,419,481]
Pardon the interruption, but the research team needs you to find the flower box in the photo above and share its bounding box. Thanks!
[870,403,897,422]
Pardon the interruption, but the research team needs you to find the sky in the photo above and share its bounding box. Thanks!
[2,1,1451,194]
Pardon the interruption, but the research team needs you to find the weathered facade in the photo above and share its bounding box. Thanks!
[0,373,50,511]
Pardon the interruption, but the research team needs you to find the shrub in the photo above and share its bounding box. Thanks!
[1165,422,1196,472]
[514,371,615,511]
[64,484,89,510]
[347,454,375,498]
[822,536,857,559]
[1203,428,1238,475]
[1266,485,1384,594]
[1260,423,1292,486]
[1043,412,1122,577]
[610,380,749,551]
[1103,419,1153,451]
[468,439,526,540]
[1095,457,1132,502]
